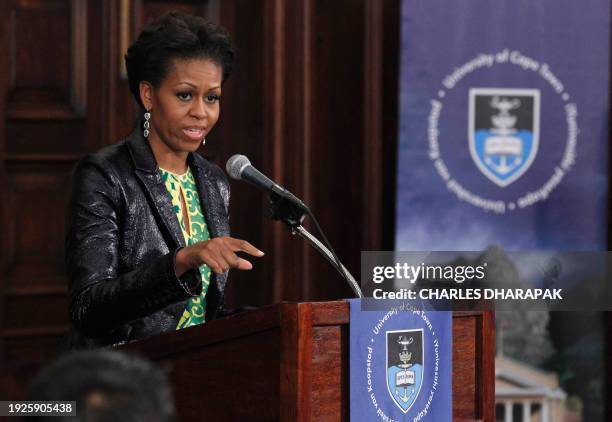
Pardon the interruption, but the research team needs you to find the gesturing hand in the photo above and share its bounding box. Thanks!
[174,236,264,277]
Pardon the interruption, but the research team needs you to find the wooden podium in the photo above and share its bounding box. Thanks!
[122,301,494,421]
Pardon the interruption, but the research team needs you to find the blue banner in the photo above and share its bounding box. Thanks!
[395,2,610,420]
[349,300,452,421]
[396,0,609,251]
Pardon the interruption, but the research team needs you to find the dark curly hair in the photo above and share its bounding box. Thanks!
[125,11,235,109]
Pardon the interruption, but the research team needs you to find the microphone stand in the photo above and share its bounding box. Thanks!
[268,193,364,298]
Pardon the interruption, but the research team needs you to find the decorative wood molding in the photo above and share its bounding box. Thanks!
[299,0,313,301]
[4,168,71,291]
[7,0,87,120]
[262,0,286,303]
[2,153,81,162]
[6,105,84,120]
[71,0,87,115]
[5,284,67,296]
[3,325,68,338]
[118,0,129,79]
[380,0,400,250]
[205,0,220,24]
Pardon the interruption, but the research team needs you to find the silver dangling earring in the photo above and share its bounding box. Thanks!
[143,111,151,138]
[202,137,206,146]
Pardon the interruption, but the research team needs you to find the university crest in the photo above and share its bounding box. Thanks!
[386,329,424,413]
[468,88,540,187]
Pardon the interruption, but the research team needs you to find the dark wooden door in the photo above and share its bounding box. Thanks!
[0,0,91,398]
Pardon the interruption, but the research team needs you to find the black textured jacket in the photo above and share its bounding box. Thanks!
[64,126,230,349]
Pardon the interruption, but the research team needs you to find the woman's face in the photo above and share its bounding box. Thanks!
[140,58,223,154]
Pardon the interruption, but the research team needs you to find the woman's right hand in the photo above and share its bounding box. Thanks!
[174,237,264,277]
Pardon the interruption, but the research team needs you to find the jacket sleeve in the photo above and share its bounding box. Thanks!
[65,155,202,337]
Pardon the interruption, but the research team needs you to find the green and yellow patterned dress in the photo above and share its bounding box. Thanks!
[159,167,211,330]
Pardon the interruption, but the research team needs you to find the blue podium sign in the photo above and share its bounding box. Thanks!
[349,300,452,421]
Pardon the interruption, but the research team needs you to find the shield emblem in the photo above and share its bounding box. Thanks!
[468,88,540,187]
[386,329,424,413]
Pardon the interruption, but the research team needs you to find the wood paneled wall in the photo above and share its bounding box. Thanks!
[0,0,399,398]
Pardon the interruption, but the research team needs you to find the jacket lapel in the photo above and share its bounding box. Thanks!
[136,171,186,249]
[189,156,230,239]
[126,127,185,249]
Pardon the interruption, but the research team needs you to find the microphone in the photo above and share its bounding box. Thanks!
[226,154,363,297]
[226,154,308,210]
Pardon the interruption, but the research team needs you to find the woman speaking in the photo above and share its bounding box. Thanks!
[64,12,262,349]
